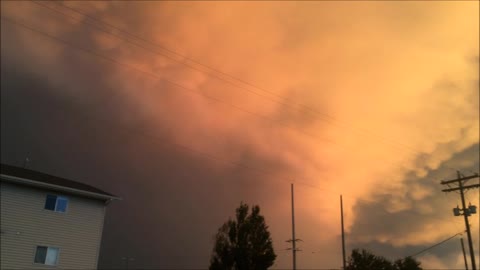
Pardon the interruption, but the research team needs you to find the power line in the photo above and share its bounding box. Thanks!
[52,1,288,100]
[440,172,479,270]
[5,10,410,194]
[1,13,339,145]
[12,5,352,150]
[29,0,435,159]
[1,13,325,191]
[0,13,462,199]
[8,3,446,190]
[1,10,470,190]
[3,15,476,269]
[29,1,311,110]
[408,231,464,258]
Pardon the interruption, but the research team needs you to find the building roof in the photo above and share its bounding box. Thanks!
[0,163,119,201]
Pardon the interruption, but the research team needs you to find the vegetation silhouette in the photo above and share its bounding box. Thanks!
[209,202,276,270]
[346,249,422,270]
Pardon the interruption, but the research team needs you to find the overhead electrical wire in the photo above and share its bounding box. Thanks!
[2,12,336,142]
[26,0,461,181]
[407,231,465,258]
[2,16,474,266]
[29,0,434,159]
[1,15,324,191]
[1,5,467,188]
[19,3,352,149]
[0,10,459,192]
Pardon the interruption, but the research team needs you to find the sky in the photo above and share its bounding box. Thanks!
[1,1,479,269]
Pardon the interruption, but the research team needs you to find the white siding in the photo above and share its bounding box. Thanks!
[0,181,106,269]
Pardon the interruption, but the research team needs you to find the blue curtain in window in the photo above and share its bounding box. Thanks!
[56,198,68,212]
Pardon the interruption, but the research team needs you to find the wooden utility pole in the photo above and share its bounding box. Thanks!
[292,183,296,270]
[286,183,301,270]
[441,172,479,270]
[340,195,346,270]
[461,237,469,270]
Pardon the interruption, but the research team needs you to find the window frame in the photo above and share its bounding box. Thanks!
[54,196,68,213]
[44,194,69,213]
[33,245,60,266]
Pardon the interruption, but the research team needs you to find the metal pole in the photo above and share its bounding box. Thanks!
[291,183,297,270]
[461,237,469,270]
[341,195,346,270]
[458,174,477,270]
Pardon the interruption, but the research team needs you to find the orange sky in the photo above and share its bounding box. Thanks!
[1,1,479,269]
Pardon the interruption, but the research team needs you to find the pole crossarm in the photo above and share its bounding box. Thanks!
[442,183,480,192]
[441,174,478,185]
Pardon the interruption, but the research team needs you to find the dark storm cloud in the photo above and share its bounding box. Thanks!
[346,144,479,266]
[2,1,479,269]
[1,4,296,267]
[1,63,297,269]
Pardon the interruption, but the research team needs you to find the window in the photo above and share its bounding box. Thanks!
[44,195,68,213]
[34,246,59,266]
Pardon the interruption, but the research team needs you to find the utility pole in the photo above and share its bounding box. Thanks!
[441,171,479,270]
[461,238,469,270]
[286,183,302,270]
[340,195,346,270]
[291,183,296,270]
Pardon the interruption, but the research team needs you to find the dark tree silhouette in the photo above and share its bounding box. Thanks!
[346,249,423,270]
[393,256,423,270]
[346,249,393,270]
[209,202,276,270]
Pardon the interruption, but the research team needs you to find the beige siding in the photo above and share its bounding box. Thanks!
[1,181,106,269]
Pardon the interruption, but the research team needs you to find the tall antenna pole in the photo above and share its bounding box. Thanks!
[291,183,297,270]
[461,238,469,270]
[341,195,346,270]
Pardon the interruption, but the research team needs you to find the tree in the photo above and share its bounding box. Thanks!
[346,249,422,270]
[209,202,276,270]
[346,249,393,270]
[393,256,422,270]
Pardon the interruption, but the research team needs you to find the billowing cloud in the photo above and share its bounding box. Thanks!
[1,1,478,269]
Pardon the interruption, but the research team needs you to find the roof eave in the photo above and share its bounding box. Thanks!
[0,174,121,202]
